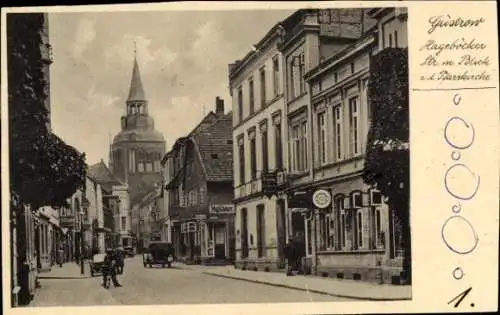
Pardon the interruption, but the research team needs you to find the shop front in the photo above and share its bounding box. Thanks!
[197,205,235,265]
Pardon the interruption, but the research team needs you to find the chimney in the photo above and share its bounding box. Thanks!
[215,97,224,115]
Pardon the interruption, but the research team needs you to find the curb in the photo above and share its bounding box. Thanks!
[38,276,92,280]
[202,272,412,302]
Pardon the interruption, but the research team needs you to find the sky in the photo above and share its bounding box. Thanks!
[48,9,293,166]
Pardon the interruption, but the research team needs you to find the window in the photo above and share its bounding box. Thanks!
[300,121,308,169]
[137,151,145,173]
[237,87,243,122]
[319,213,334,251]
[238,138,245,185]
[394,30,399,47]
[350,62,355,74]
[249,78,255,114]
[250,137,257,179]
[274,122,283,169]
[299,54,306,94]
[389,33,393,47]
[145,153,153,172]
[128,150,136,173]
[334,105,343,160]
[261,129,268,173]
[260,68,266,107]
[290,53,305,98]
[335,197,346,249]
[317,112,327,165]
[121,216,127,231]
[349,97,360,156]
[357,211,363,248]
[199,186,206,204]
[273,56,280,97]
[290,121,308,172]
[375,208,383,247]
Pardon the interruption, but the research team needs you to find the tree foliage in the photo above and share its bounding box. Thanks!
[362,48,411,284]
[8,13,86,209]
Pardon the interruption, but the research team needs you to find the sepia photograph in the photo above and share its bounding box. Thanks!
[3,2,432,310]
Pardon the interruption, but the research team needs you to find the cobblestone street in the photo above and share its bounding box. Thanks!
[29,258,352,306]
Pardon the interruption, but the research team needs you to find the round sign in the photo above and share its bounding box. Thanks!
[312,189,332,209]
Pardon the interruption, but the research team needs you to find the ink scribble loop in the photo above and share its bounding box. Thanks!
[444,116,475,150]
[441,215,479,255]
[452,267,464,280]
[451,151,461,161]
[444,163,480,200]
[452,203,461,213]
[453,94,462,106]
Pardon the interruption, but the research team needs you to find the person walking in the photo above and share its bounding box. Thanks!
[102,249,122,288]
[57,245,64,267]
[284,237,298,276]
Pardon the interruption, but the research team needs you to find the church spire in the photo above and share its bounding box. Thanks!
[127,43,146,102]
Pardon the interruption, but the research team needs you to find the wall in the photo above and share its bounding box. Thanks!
[112,185,130,236]
[376,8,408,51]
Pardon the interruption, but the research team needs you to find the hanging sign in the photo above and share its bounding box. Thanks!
[209,204,235,215]
[312,189,332,209]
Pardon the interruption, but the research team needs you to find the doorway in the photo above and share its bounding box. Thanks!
[241,208,248,258]
[214,224,226,259]
[276,200,286,261]
[291,212,306,258]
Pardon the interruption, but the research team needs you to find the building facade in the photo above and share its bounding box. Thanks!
[278,8,375,274]
[287,7,408,283]
[109,54,166,207]
[164,98,234,265]
[229,20,289,271]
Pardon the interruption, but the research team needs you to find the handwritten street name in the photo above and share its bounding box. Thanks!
[419,15,490,82]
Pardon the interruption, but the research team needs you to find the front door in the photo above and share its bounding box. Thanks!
[241,208,249,258]
[276,200,286,262]
[214,224,226,259]
[291,212,306,258]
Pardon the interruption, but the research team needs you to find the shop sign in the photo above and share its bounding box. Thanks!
[287,191,312,209]
[312,189,332,209]
[209,204,235,215]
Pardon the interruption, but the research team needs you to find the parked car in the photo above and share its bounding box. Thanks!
[124,246,135,257]
[89,253,107,277]
[143,242,175,268]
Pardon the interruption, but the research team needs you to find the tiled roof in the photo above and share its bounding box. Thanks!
[88,160,124,192]
[193,113,233,182]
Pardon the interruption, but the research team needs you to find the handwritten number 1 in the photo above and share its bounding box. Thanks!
[448,287,472,307]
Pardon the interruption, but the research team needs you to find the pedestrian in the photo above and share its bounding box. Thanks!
[102,248,122,288]
[57,245,64,267]
[284,237,297,276]
[115,249,125,274]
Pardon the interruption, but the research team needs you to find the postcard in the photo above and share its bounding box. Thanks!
[1,1,498,314]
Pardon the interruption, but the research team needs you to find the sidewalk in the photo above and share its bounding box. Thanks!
[29,262,117,307]
[177,263,411,301]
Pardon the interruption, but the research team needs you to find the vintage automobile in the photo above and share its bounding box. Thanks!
[143,242,175,268]
[89,253,107,277]
[124,246,135,257]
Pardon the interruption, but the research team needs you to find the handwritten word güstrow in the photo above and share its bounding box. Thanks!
[428,15,486,34]
[420,38,487,57]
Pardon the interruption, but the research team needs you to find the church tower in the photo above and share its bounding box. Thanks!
[109,51,166,206]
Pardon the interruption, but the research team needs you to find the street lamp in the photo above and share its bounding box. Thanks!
[79,210,84,275]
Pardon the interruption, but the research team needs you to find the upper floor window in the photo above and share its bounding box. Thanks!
[128,150,136,173]
[249,78,255,115]
[260,67,266,107]
[272,56,280,97]
[238,136,245,185]
[289,121,308,173]
[250,137,257,180]
[317,112,327,165]
[289,53,305,99]
[333,105,343,161]
[274,121,283,170]
[237,86,243,122]
[348,96,361,156]
[261,124,268,173]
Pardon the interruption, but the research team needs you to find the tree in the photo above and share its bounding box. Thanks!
[7,13,86,209]
[362,48,411,284]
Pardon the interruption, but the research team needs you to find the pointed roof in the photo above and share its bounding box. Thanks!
[88,159,125,192]
[127,57,146,102]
